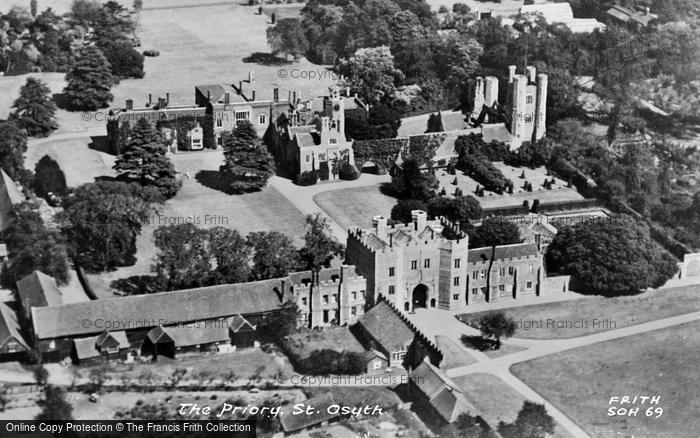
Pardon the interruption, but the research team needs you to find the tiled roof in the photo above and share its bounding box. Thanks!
[0,169,23,231]
[227,314,255,333]
[0,303,29,351]
[364,233,388,251]
[17,271,63,308]
[412,360,475,422]
[468,243,539,264]
[357,301,415,353]
[279,393,340,432]
[73,331,128,360]
[32,278,286,339]
[148,325,230,348]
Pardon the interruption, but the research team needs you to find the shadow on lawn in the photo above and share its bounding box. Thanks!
[195,170,235,194]
[243,52,292,66]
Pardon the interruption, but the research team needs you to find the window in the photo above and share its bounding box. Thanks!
[389,285,395,295]
[453,294,459,300]
[216,118,223,128]
[525,114,533,123]
[508,267,514,275]
[258,114,267,125]
[411,260,417,270]
[499,285,505,292]
[480,270,486,279]
[454,259,461,268]
[234,111,249,125]
[526,95,533,104]
[301,297,307,306]
[499,267,506,276]
[527,281,533,288]
[389,267,395,277]
[351,291,357,300]
[351,306,357,316]
[331,294,337,303]
[323,310,329,323]
[323,295,329,304]
[453,276,460,286]
[471,288,478,295]
[472,271,478,279]
[217,137,223,146]
[424,259,430,268]
[360,290,365,298]
[373,360,382,370]
[318,153,326,161]
[392,347,407,362]
[329,138,338,145]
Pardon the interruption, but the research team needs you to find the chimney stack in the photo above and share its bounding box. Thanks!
[166,92,170,106]
[125,99,133,110]
[224,92,230,105]
[508,65,517,83]
[248,70,255,83]
[411,210,427,232]
[292,91,297,103]
[526,66,536,83]
[372,215,388,240]
[147,93,152,107]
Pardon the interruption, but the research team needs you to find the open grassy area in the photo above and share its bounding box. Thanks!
[511,321,700,437]
[457,285,700,339]
[452,373,573,438]
[286,327,366,359]
[313,184,397,230]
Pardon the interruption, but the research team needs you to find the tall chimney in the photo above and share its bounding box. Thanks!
[125,99,133,110]
[372,215,388,240]
[411,210,427,232]
[224,92,230,105]
[166,92,170,105]
[526,66,536,83]
[147,93,152,107]
[508,65,517,83]
[239,81,243,93]
[292,91,297,103]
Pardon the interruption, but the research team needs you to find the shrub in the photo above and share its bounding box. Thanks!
[296,350,365,375]
[338,162,360,180]
[296,170,318,186]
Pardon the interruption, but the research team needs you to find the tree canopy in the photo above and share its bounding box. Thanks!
[470,218,521,248]
[0,120,28,181]
[63,45,114,110]
[478,311,516,349]
[10,77,58,137]
[220,121,274,194]
[266,18,309,60]
[546,216,678,296]
[298,214,344,276]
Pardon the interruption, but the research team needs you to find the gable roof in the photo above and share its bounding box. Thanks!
[73,331,128,360]
[412,360,476,422]
[279,393,340,432]
[357,301,415,353]
[0,303,29,351]
[17,271,63,309]
[147,325,230,348]
[32,278,286,339]
[468,243,539,263]
[227,314,256,333]
[0,169,24,231]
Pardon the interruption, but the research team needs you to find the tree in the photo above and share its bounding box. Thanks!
[546,216,678,296]
[33,155,67,199]
[478,311,516,349]
[60,181,154,272]
[470,218,521,248]
[114,137,181,199]
[428,196,482,225]
[152,224,213,291]
[10,77,58,137]
[1,202,70,288]
[220,121,274,194]
[208,227,251,284]
[98,39,144,79]
[258,300,299,342]
[391,199,428,223]
[298,214,344,278]
[499,401,555,438]
[266,18,309,60]
[36,385,72,421]
[441,412,494,438]
[392,158,438,200]
[247,231,299,280]
[426,111,444,133]
[0,121,28,181]
[63,45,114,110]
[126,118,159,149]
[338,46,404,104]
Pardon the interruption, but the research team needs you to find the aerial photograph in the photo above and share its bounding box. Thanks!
[0,0,697,436]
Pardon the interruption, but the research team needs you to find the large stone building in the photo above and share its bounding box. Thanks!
[345,211,570,312]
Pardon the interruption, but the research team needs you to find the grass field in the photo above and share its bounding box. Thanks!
[511,321,700,437]
[286,327,366,359]
[456,285,700,339]
[452,373,573,438]
[313,185,398,230]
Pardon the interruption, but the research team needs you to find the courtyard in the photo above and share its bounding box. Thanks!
[313,184,397,231]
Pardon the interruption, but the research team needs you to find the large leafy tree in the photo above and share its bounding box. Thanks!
[499,401,555,438]
[478,311,516,349]
[338,46,404,104]
[208,227,251,284]
[1,202,70,288]
[298,214,344,278]
[0,121,28,181]
[546,216,678,296]
[36,385,72,421]
[33,155,68,199]
[10,77,58,137]
[247,231,300,280]
[266,18,309,60]
[441,412,494,438]
[114,138,181,199]
[470,218,521,248]
[63,45,114,110]
[61,181,154,272]
[428,196,482,225]
[220,120,274,194]
[152,224,213,291]
[392,157,438,200]
[391,198,429,223]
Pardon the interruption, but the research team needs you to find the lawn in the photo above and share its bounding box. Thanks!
[286,327,366,359]
[456,285,700,339]
[452,373,573,438]
[511,321,700,437]
[313,184,398,231]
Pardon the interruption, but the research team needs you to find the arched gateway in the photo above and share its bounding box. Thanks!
[412,284,428,309]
